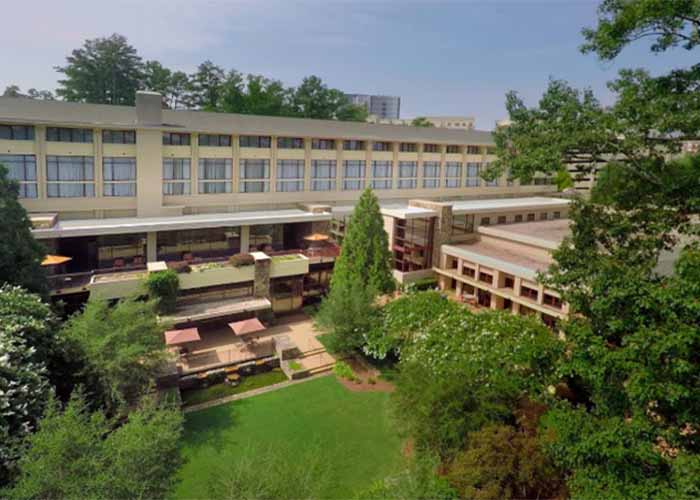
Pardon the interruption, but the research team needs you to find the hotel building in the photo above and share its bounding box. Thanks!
[0,91,567,326]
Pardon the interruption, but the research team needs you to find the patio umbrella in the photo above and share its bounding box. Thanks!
[303,233,329,242]
[228,318,266,336]
[164,327,201,345]
[41,254,72,266]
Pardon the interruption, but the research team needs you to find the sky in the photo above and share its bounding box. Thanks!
[1,0,697,129]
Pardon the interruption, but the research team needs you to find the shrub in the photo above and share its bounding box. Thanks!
[145,270,179,314]
[168,261,191,274]
[289,361,302,371]
[229,253,255,267]
[368,377,377,385]
[333,361,354,380]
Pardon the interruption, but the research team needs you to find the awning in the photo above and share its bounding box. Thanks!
[228,318,266,336]
[164,327,201,345]
[41,254,72,266]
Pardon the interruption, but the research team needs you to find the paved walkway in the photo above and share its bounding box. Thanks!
[183,372,332,413]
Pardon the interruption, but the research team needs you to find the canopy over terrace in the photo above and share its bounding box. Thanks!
[164,327,201,345]
[229,318,266,336]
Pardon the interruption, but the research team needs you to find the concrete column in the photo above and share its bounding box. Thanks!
[35,125,47,200]
[146,232,158,262]
[335,140,343,193]
[304,138,312,192]
[252,252,271,298]
[270,135,278,193]
[191,133,199,195]
[240,225,250,253]
[136,129,163,217]
[537,284,545,305]
[94,128,103,200]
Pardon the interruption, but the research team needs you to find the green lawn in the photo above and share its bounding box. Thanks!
[180,369,288,407]
[175,376,403,499]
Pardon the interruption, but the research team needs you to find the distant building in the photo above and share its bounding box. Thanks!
[345,94,401,120]
[368,115,475,130]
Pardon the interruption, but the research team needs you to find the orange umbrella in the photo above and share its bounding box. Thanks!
[303,233,329,242]
[41,255,72,266]
[228,318,266,336]
[164,328,201,345]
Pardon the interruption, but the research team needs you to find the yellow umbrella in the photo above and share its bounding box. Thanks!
[41,254,72,266]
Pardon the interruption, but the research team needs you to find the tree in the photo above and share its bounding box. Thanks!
[291,76,368,121]
[5,391,183,499]
[0,285,53,485]
[145,269,179,314]
[56,33,143,105]
[142,60,173,101]
[0,165,46,295]
[188,60,225,111]
[316,188,394,352]
[410,117,434,127]
[1,85,21,97]
[60,297,170,412]
[240,74,292,116]
[25,88,55,101]
[168,71,191,110]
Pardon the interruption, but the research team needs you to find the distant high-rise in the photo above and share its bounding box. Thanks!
[345,93,401,120]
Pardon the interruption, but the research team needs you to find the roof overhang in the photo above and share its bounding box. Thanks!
[451,197,571,215]
[441,243,540,281]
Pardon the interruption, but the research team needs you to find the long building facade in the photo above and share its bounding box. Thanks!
[0,91,566,327]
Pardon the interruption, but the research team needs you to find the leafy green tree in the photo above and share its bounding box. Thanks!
[145,269,179,313]
[0,285,53,485]
[168,70,191,110]
[292,76,368,121]
[241,75,293,116]
[0,165,46,295]
[316,188,394,352]
[143,60,173,96]
[410,117,434,127]
[56,33,143,105]
[61,297,170,412]
[188,60,225,111]
[5,391,183,499]
[1,85,21,97]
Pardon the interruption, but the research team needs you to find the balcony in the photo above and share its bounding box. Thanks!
[178,261,255,290]
[270,254,309,278]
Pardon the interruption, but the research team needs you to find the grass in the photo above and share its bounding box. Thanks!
[180,369,287,407]
[288,360,303,371]
[175,376,403,499]
[271,254,303,262]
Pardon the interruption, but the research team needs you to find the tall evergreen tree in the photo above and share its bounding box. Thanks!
[0,165,46,295]
[316,188,394,352]
[56,34,143,105]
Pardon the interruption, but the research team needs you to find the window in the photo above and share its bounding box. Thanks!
[514,214,523,223]
[103,157,136,197]
[163,132,190,146]
[543,293,563,309]
[371,161,392,189]
[312,139,335,150]
[481,217,490,226]
[422,161,440,188]
[198,134,231,147]
[423,144,438,153]
[479,272,493,285]
[277,137,304,149]
[372,141,391,151]
[239,135,271,148]
[399,142,417,152]
[163,158,191,195]
[527,213,536,222]
[198,158,231,194]
[46,156,94,197]
[466,163,480,187]
[553,211,561,219]
[311,160,336,191]
[486,146,497,155]
[446,145,461,154]
[452,214,474,235]
[497,215,507,224]
[445,162,461,187]
[47,127,92,143]
[1,154,37,198]
[398,161,417,189]
[520,285,539,301]
[540,212,548,221]
[276,159,304,192]
[342,160,366,190]
[0,124,34,141]
[504,275,514,289]
[462,266,475,278]
[534,176,555,185]
[343,140,365,151]
[102,130,135,144]
[240,159,270,192]
[466,145,481,154]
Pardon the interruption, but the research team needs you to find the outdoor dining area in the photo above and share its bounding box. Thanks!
[164,317,275,374]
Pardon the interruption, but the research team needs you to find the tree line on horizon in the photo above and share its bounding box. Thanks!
[1,33,370,122]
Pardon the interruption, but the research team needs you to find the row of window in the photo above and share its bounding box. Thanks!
[2,153,518,198]
[0,125,496,154]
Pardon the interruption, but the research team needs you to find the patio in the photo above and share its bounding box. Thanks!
[173,313,327,374]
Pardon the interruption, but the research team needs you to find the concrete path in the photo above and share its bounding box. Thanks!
[183,372,332,413]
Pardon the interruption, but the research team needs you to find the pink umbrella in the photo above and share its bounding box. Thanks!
[164,327,201,345]
[228,318,266,336]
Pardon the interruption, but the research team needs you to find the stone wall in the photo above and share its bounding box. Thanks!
[251,252,271,298]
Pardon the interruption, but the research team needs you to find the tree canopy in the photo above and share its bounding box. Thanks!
[0,165,46,296]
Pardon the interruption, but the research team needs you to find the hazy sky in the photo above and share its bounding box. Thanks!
[1,0,696,129]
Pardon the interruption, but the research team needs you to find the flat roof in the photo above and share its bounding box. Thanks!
[442,240,553,280]
[451,196,570,215]
[0,96,494,145]
[477,218,571,250]
[333,202,437,219]
[32,208,331,239]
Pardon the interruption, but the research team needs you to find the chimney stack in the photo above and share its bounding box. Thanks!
[135,91,163,126]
